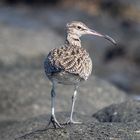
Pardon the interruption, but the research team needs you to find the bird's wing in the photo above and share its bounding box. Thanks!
[46,45,92,80]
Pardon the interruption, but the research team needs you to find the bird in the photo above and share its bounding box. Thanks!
[44,21,116,128]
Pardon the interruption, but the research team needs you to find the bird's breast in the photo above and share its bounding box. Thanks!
[44,45,92,83]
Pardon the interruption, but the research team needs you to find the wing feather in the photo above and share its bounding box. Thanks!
[44,45,92,80]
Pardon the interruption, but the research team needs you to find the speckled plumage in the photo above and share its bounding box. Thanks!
[44,44,92,84]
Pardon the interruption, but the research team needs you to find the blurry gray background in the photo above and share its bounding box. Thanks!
[0,0,139,121]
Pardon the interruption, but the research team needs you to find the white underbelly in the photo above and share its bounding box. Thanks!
[47,71,85,85]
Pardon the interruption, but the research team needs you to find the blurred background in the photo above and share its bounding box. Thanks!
[0,0,139,121]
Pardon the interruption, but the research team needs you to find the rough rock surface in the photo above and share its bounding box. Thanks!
[93,100,140,123]
[0,100,140,140]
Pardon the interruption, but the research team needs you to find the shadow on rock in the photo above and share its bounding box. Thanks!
[93,99,140,123]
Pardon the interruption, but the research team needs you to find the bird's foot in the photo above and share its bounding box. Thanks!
[62,119,82,125]
[47,115,63,128]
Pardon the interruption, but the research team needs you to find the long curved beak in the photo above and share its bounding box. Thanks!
[87,29,117,45]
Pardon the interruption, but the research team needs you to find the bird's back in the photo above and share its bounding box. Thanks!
[44,44,92,85]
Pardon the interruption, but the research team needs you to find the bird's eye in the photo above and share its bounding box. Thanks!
[77,26,82,30]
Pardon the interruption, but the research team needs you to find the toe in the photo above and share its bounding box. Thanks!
[61,119,82,125]
[48,115,63,128]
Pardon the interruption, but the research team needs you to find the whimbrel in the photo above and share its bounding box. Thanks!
[44,21,116,128]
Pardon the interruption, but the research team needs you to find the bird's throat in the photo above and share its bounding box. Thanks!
[66,33,81,47]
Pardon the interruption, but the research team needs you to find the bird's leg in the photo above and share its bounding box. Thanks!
[64,85,82,125]
[47,82,62,128]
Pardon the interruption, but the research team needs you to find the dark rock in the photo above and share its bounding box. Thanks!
[99,0,126,16]
[0,109,140,140]
[93,100,140,123]
[133,46,140,65]
[104,44,126,62]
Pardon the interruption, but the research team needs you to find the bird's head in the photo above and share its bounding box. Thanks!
[66,21,116,45]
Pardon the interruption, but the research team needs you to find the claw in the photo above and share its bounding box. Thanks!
[62,119,82,125]
[47,115,63,128]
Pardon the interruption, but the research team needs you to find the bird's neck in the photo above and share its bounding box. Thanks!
[65,33,81,47]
